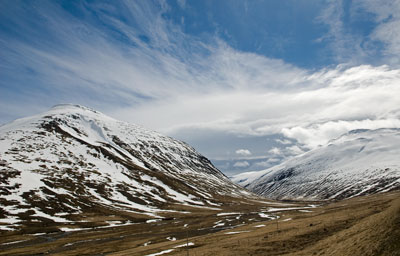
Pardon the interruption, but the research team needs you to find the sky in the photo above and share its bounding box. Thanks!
[1,0,400,176]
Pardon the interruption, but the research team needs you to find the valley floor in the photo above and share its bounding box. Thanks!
[1,191,400,256]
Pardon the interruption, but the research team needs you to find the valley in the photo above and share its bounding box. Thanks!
[3,2,400,255]
[1,190,399,255]
[1,105,400,256]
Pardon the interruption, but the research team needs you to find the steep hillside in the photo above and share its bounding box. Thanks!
[234,128,400,200]
[0,104,251,232]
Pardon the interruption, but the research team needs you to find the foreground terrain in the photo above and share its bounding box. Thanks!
[1,190,399,256]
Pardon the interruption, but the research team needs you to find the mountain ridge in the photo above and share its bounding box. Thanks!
[232,128,400,200]
[0,104,251,232]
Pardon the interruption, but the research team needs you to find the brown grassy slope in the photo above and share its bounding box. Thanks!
[299,195,400,256]
[165,192,400,256]
[1,191,399,256]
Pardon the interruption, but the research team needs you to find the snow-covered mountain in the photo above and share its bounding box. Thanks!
[0,104,251,231]
[233,128,400,200]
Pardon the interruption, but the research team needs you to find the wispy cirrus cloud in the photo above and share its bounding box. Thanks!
[317,0,400,66]
[0,0,307,124]
[357,0,400,66]
[1,0,400,174]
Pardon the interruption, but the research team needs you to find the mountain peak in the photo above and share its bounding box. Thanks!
[49,104,102,116]
[0,106,250,231]
[1,104,113,133]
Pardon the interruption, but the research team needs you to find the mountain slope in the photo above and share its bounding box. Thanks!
[0,104,251,231]
[235,128,400,200]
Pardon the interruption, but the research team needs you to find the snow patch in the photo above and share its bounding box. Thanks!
[217,212,242,216]
[225,231,250,234]
[254,224,266,228]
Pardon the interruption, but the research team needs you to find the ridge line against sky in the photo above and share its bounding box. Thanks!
[1,0,400,175]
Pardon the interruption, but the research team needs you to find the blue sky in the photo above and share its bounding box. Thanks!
[1,0,400,175]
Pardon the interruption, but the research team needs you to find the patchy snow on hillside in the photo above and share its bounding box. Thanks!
[239,128,400,200]
[0,104,250,230]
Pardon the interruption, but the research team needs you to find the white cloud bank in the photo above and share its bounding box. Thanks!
[233,161,250,168]
[235,149,252,156]
[161,64,400,150]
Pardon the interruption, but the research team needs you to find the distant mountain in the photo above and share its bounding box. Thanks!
[232,128,400,200]
[0,104,251,231]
